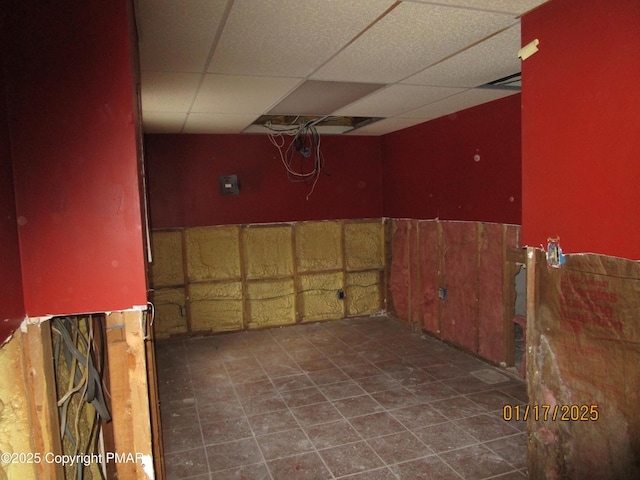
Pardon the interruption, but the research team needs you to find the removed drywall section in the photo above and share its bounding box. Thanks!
[388,219,521,366]
[346,270,381,317]
[0,335,36,480]
[527,249,640,479]
[149,230,184,287]
[149,219,387,337]
[298,273,344,322]
[186,226,241,282]
[344,221,385,271]
[190,282,243,333]
[243,226,293,280]
[246,279,295,328]
[295,221,342,272]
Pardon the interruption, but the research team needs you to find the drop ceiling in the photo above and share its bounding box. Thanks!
[135,0,548,136]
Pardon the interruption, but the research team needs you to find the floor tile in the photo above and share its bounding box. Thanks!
[366,430,433,464]
[256,428,314,461]
[291,401,344,427]
[267,451,332,480]
[156,317,528,480]
[454,413,520,442]
[412,421,478,453]
[247,409,300,436]
[319,440,385,477]
[164,447,209,479]
[349,411,406,439]
[304,419,362,449]
[206,437,263,473]
[389,455,462,480]
[440,443,514,479]
[332,394,384,418]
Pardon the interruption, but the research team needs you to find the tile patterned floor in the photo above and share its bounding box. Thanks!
[156,316,528,479]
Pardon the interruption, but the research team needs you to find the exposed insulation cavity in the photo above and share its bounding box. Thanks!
[186,226,241,282]
[295,221,342,272]
[243,226,293,279]
[150,230,184,287]
[0,335,36,480]
[189,282,243,333]
[344,221,384,270]
[298,273,344,322]
[247,279,295,328]
[346,271,381,316]
[151,287,188,339]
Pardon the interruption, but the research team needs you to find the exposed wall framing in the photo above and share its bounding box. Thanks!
[388,219,522,366]
[149,219,386,338]
[526,249,640,479]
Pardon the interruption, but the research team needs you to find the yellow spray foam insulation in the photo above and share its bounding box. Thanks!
[298,273,345,322]
[346,271,381,316]
[295,221,342,272]
[247,279,295,328]
[344,221,385,271]
[243,226,293,280]
[150,230,185,287]
[150,287,188,339]
[189,282,243,333]
[186,226,241,282]
[0,335,37,480]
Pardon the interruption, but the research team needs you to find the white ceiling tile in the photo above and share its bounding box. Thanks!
[335,84,465,117]
[269,81,385,115]
[142,112,187,134]
[136,0,228,72]
[404,0,550,16]
[346,117,428,136]
[140,72,202,111]
[402,24,521,88]
[311,2,515,83]
[183,113,258,134]
[399,87,519,120]
[191,75,301,114]
[209,0,395,77]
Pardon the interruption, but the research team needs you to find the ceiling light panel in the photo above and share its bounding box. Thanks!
[402,24,521,88]
[183,113,259,134]
[268,81,385,115]
[191,75,301,115]
[140,72,202,112]
[311,2,515,84]
[399,87,518,120]
[335,84,465,117]
[405,0,550,16]
[136,0,228,72]
[208,0,395,77]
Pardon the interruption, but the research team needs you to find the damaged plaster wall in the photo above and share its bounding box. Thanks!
[149,219,385,337]
[0,334,36,480]
[527,250,640,479]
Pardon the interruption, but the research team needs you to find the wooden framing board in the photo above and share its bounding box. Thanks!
[106,310,154,479]
[22,321,64,479]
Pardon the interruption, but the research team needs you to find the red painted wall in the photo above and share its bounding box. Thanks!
[0,61,26,340]
[4,0,148,316]
[521,0,640,260]
[146,134,383,228]
[381,94,522,225]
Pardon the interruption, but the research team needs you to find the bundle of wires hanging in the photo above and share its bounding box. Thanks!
[266,116,329,199]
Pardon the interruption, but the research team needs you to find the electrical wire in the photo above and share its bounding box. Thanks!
[267,117,331,199]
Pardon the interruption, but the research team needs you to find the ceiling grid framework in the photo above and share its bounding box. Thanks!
[136,0,549,136]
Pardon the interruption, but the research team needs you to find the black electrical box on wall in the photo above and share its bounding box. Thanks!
[218,175,240,196]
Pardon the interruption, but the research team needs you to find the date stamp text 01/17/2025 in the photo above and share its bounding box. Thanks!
[503,404,599,422]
